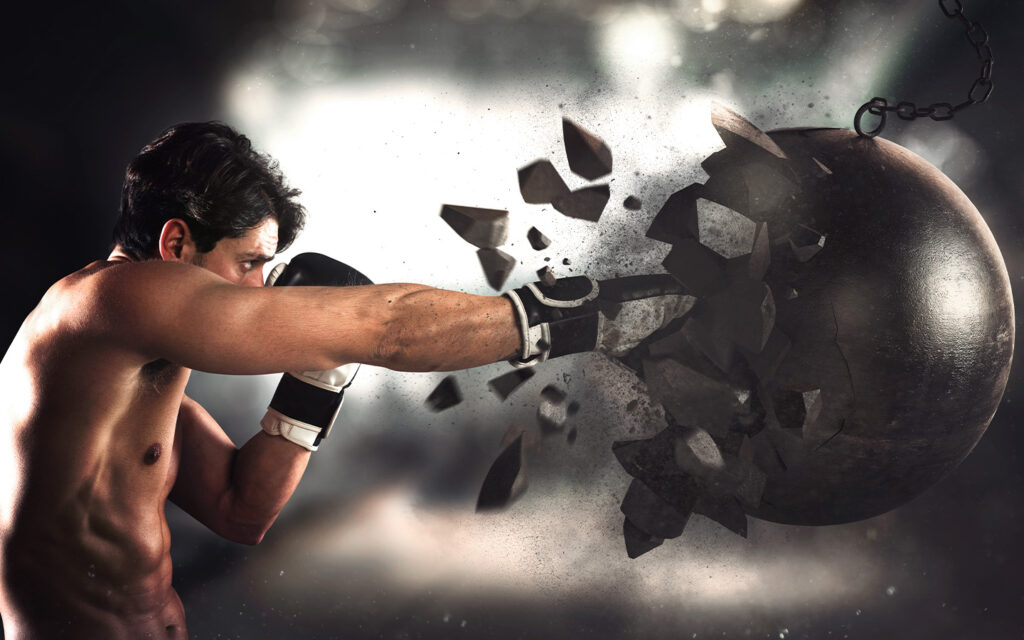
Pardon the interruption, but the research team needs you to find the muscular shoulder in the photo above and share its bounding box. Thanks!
[25,260,220,363]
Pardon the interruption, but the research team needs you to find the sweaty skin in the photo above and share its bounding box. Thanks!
[0,218,521,638]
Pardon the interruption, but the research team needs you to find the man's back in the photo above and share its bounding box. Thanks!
[0,261,188,639]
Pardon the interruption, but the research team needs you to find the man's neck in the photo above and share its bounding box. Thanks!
[107,246,135,263]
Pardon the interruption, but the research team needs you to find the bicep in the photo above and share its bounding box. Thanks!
[168,395,237,530]
[89,261,407,375]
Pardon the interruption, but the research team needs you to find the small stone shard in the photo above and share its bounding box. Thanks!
[537,266,556,287]
[709,102,788,161]
[440,204,509,249]
[567,400,580,416]
[552,184,610,222]
[620,478,692,539]
[518,160,570,204]
[623,195,642,210]
[647,184,701,246]
[562,117,613,180]
[566,426,578,444]
[487,368,535,401]
[425,375,462,412]
[477,248,516,290]
[527,226,552,250]
[537,384,569,434]
[623,517,664,558]
[476,434,528,511]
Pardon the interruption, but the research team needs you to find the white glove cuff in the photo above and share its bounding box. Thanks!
[261,409,322,452]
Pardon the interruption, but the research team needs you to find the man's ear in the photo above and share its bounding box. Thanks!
[158,219,198,262]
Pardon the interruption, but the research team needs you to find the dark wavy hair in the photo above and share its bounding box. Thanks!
[112,122,306,260]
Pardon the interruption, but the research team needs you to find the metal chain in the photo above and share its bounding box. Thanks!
[854,0,995,138]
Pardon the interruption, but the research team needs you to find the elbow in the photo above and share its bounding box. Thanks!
[222,521,270,546]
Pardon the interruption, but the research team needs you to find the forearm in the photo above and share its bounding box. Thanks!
[225,431,311,544]
[381,286,522,371]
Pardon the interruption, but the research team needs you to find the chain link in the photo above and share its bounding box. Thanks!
[854,0,995,138]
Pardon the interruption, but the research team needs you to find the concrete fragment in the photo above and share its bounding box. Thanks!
[477,248,516,290]
[563,117,612,180]
[527,226,551,250]
[661,239,728,299]
[440,204,509,249]
[623,517,664,559]
[518,160,570,204]
[552,184,609,222]
[487,368,535,401]
[694,495,748,537]
[537,384,569,434]
[620,478,691,539]
[647,184,701,245]
[623,195,642,210]
[476,434,528,511]
[537,266,556,287]
[425,375,462,412]
[709,101,788,160]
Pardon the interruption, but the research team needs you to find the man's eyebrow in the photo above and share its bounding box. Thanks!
[239,251,275,261]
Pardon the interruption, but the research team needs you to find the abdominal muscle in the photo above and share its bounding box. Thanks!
[0,321,192,639]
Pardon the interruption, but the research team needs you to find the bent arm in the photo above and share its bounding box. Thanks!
[86,260,521,374]
[169,395,310,545]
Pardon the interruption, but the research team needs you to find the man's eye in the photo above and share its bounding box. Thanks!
[242,261,256,270]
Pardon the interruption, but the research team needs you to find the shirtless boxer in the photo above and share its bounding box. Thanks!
[0,122,689,638]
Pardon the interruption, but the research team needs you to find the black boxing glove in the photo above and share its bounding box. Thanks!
[503,274,692,367]
[259,253,373,451]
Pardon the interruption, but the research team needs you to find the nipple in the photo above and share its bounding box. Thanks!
[144,443,162,465]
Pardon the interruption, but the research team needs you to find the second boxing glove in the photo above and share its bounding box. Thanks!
[259,253,373,451]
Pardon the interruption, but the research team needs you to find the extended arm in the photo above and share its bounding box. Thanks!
[169,394,310,545]
[86,260,521,375]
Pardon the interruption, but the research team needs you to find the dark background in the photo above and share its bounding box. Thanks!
[2,1,1023,638]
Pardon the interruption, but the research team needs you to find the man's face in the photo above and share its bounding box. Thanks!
[193,217,279,287]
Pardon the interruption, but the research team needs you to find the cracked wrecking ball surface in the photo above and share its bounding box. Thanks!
[641,123,1013,527]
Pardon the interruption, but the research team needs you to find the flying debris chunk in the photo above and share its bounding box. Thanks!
[537,266,557,287]
[440,204,509,249]
[425,375,462,412]
[476,433,528,511]
[477,248,516,290]
[620,478,692,539]
[527,226,552,250]
[566,426,578,444]
[623,517,664,559]
[562,117,613,180]
[623,196,642,210]
[641,358,738,438]
[518,160,570,204]
[693,495,748,537]
[662,239,729,298]
[552,185,610,222]
[647,184,701,245]
[487,368,535,401]
[537,384,569,434]
[709,101,788,161]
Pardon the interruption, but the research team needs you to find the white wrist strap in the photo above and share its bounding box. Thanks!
[260,409,322,451]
